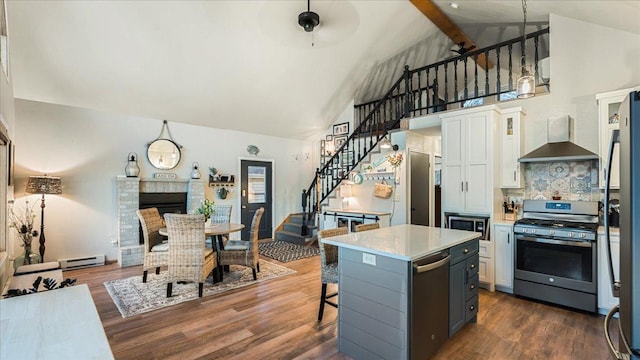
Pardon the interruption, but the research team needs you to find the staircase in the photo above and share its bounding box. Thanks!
[274,214,316,245]
[299,28,550,236]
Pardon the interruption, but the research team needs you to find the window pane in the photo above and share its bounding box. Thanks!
[248,166,266,204]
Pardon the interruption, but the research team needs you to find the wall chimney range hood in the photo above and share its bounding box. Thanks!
[518,115,600,163]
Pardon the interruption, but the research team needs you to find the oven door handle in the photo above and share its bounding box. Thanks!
[517,236,592,248]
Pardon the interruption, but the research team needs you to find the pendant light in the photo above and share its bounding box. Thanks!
[516,0,535,99]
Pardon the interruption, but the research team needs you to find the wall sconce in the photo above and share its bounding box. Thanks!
[191,162,201,179]
[340,184,353,210]
[125,152,140,177]
[380,136,399,151]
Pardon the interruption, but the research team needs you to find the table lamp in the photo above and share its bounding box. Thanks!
[26,175,62,261]
[340,184,352,210]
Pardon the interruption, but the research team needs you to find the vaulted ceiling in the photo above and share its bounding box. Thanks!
[6,1,639,140]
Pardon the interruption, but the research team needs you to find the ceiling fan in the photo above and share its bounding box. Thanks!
[298,0,320,32]
[450,41,477,55]
[257,1,358,49]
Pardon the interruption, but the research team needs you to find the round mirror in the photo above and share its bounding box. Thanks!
[147,139,181,170]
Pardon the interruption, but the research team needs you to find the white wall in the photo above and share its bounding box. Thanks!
[13,99,313,263]
[1,58,14,289]
[505,14,640,155]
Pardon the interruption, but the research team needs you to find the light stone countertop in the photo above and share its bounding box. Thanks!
[0,284,114,359]
[322,224,480,261]
[493,219,516,225]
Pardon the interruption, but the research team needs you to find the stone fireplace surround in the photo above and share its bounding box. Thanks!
[116,176,205,267]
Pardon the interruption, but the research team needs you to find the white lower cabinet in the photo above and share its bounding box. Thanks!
[493,223,514,293]
[321,209,391,232]
[598,232,620,315]
[478,240,494,291]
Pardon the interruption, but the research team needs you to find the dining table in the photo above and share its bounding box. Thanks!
[159,222,245,282]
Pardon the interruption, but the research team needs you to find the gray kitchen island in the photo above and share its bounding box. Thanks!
[322,224,480,360]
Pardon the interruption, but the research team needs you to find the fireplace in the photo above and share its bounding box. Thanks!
[138,192,187,244]
[116,177,205,267]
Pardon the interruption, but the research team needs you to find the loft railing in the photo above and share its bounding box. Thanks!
[301,28,549,235]
[356,28,549,124]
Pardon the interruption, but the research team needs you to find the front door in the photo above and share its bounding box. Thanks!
[240,159,273,240]
[410,150,430,226]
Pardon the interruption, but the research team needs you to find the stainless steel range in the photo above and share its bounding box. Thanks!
[513,200,599,313]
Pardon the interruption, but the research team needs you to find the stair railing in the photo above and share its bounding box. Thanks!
[300,66,413,235]
[302,28,550,236]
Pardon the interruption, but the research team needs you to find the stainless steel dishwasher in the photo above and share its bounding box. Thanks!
[410,250,450,359]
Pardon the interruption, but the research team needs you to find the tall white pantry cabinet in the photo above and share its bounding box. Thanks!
[439,104,525,293]
[441,108,497,215]
[441,105,498,292]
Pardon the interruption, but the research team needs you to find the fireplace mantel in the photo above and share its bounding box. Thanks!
[116,176,205,267]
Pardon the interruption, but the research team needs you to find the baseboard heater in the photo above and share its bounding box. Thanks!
[58,255,105,270]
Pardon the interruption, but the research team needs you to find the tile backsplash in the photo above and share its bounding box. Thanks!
[523,160,600,201]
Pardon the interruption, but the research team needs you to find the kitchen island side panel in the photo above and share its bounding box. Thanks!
[338,247,411,360]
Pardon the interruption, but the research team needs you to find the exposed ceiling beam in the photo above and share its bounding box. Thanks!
[410,0,494,70]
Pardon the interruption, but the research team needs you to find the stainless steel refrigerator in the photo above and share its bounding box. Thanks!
[604,90,640,359]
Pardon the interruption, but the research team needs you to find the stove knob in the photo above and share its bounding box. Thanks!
[568,232,574,238]
[531,229,536,234]
[580,233,587,238]
[523,228,528,233]
[549,229,555,236]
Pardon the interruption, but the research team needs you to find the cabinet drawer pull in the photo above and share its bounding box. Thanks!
[470,263,476,269]
[514,170,516,181]
[461,182,464,192]
[463,249,469,254]
[469,305,475,311]
[470,284,476,290]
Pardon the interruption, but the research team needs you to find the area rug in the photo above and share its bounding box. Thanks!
[104,261,295,318]
[258,240,319,263]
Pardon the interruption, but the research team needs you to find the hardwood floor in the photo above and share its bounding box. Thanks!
[66,256,614,360]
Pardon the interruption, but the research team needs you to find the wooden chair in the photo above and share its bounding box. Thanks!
[219,207,264,280]
[137,208,169,283]
[317,227,348,321]
[354,223,380,232]
[164,214,217,297]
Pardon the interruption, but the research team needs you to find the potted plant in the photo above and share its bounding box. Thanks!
[194,198,215,222]
[209,166,219,182]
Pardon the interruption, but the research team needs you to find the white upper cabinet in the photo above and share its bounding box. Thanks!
[597,87,638,189]
[441,107,496,214]
[499,108,525,188]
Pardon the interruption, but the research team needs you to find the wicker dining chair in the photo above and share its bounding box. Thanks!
[354,223,380,232]
[210,205,232,224]
[219,207,264,280]
[137,208,169,283]
[206,205,233,248]
[317,227,348,321]
[164,213,217,298]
